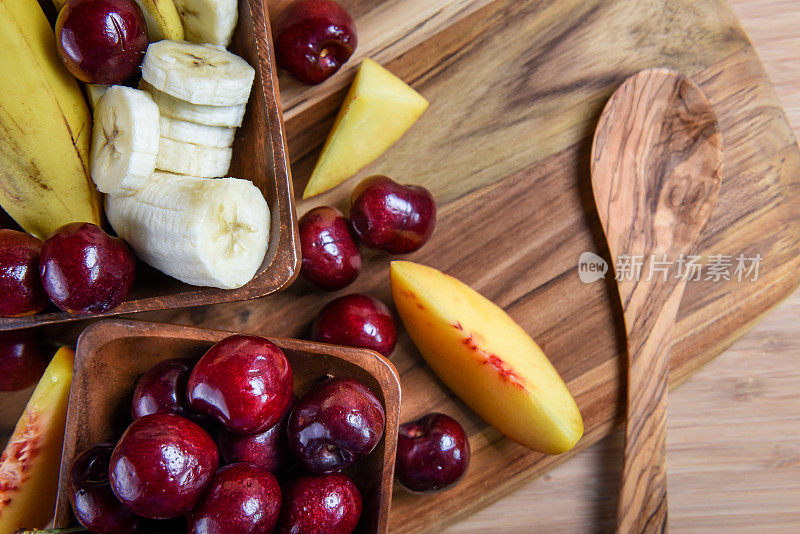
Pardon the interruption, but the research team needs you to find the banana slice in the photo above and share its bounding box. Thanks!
[141,40,254,106]
[172,0,237,47]
[156,137,232,177]
[141,81,247,127]
[160,115,235,148]
[105,172,270,289]
[90,86,160,195]
[134,0,185,41]
[85,84,109,109]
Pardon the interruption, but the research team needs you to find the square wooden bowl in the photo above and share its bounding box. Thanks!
[54,319,401,533]
[0,0,300,332]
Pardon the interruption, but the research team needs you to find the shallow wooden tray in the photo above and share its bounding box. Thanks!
[0,0,300,331]
[53,319,401,533]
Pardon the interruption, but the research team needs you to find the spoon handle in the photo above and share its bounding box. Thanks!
[616,273,687,534]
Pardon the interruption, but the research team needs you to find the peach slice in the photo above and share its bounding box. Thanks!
[0,347,75,534]
[303,59,429,198]
[390,261,583,454]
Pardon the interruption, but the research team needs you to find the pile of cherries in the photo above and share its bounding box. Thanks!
[299,175,472,497]
[0,223,135,318]
[67,334,384,534]
[300,175,436,358]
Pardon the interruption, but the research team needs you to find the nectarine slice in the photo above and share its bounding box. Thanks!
[303,58,429,198]
[0,347,74,534]
[390,261,583,454]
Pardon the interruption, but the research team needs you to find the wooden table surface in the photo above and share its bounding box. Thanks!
[449,1,800,531]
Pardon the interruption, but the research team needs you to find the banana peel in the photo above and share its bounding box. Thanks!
[0,0,102,239]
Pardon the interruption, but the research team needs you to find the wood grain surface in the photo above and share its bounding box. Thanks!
[591,70,724,533]
[144,1,799,531]
[1,0,799,533]
[451,1,800,531]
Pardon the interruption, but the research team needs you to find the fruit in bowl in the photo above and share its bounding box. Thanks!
[188,463,282,534]
[39,222,136,314]
[312,294,397,357]
[109,412,219,519]
[132,0,185,42]
[92,40,267,292]
[67,444,143,534]
[395,413,470,493]
[350,175,437,254]
[61,329,397,534]
[0,230,48,317]
[0,0,103,241]
[287,377,385,474]
[172,0,238,46]
[277,473,362,533]
[106,173,270,290]
[299,206,362,291]
[187,335,294,434]
[274,0,357,85]
[131,358,194,419]
[56,0,149,84]
[217,395,297,472]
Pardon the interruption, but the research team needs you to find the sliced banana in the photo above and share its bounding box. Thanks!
[85,84,109,109]
[172,0,237,47]
[141,40,254,106]
[90,86,160,195]
[141,81,247,127]
[156,136,232,177]
[105,172,270,289]
[160,115,235,148]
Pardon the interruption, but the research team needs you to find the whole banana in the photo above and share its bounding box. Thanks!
[0,0,102,239]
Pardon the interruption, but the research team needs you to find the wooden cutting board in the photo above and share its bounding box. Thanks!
[3,0,800,532]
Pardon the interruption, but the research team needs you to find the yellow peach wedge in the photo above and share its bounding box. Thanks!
[390,261,583,454]
[303,58,429,198]
[0,347,75,534]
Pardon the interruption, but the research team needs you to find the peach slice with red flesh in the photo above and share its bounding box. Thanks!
[390,261,583,454]
[0,347,74,534]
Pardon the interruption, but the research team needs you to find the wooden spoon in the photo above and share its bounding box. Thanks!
[591,69,723,533]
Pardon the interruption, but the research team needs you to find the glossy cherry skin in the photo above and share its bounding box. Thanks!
[68,444,143,534]
[131,358,194,419]
[109,413,219,519]
[288,377,385,474]
[56,0,148,84]
[299,206,362,291]
[0,230,48,317]
[350,175,437,254]
[188,463,282,534]
[187,335,293,435]
[395,413,470,493]
[312,294,397,357]
[39,222,136,314]
[276,473,361,534]
[274,0,357,85]
[0,330,47,392]
[217,395,297,472]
